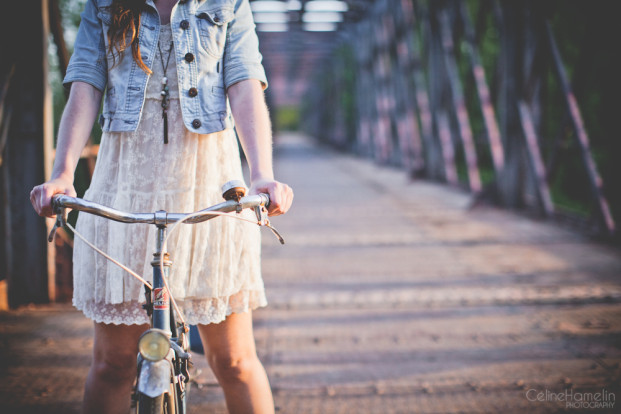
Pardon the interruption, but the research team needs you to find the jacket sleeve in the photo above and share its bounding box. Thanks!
[222,0,268,90]
[63,0,108,92]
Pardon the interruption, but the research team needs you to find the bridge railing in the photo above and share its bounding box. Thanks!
[302,0,616,237]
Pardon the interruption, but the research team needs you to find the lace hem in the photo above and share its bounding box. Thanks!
[74,289,268,325]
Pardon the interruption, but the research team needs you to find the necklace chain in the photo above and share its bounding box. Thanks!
[157,40,174,76]
[157,39,174,144]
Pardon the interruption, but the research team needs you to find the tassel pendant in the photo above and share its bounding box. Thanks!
[163,110,169,144]
[161,77,170,144]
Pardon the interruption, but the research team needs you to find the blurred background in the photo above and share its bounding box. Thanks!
[1,1,621,412]
[1,0,619,307]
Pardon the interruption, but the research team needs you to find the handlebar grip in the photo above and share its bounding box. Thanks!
[259,193,270,209]
[51,194,67,212]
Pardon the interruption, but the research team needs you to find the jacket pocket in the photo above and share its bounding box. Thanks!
[195,7,234,58]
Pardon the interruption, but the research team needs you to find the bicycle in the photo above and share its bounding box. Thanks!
[48,180,284,414]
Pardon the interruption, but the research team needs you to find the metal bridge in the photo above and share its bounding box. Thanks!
[0,1,620,412]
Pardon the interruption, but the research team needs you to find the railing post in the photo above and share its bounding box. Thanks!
[392,0,425,176]
[438,3,482,192]
[544,20,616,234]
[458,1,504,179]
[2,0,54,307]
[426,1,460,185]
[497,1,525,208]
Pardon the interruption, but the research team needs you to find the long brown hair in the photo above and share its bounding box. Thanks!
[104,0,151,74]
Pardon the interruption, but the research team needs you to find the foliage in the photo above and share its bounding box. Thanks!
[51,0,101,148]
[275,106,300,131]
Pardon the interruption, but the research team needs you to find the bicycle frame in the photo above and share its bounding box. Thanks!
[136,222,190,412]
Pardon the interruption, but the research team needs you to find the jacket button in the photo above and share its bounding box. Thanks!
[188,87,198,97]
[184,52,194,63]
[180,20,189,29]
[192,119,201,129]
[213,16,220,23]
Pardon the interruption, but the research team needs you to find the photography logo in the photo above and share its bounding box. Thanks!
[526,388,615,410]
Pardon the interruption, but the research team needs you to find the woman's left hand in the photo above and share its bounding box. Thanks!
[250,178,293,216]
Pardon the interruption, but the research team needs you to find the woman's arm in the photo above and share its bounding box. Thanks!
[228,79,293,216]
[30,81,103,217]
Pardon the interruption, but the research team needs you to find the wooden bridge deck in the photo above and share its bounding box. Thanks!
[1,133,620,413]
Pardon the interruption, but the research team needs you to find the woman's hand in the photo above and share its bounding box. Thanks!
[30,177,76,217]
[250,178,293,216]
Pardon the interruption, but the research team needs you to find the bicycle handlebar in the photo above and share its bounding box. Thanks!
[51,193,270,225]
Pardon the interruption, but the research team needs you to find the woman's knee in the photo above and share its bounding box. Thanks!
[208,352,261,385]
[197,312,261,385]
[90,322,146,383]
[92,350,137,384]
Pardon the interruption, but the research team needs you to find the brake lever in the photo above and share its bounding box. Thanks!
[48,199,68,242]
[266,223,285,245]
[254,205,285,245]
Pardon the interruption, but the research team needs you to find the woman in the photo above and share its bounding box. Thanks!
[30,0,292,412]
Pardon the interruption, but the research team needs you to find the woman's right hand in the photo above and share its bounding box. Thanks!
[30,177,76,217]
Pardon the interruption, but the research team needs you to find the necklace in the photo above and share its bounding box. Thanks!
[157,39,174,144]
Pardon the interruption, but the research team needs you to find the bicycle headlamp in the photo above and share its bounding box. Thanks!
[138,329,171,361]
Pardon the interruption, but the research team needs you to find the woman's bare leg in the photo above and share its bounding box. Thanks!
[198,311,274,414]
[82,322,149,414]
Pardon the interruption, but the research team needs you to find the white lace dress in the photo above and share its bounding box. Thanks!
[72,24,266,325]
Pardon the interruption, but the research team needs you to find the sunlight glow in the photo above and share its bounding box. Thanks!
[303,22,338,31]
[251,1,287,12]
[305,1,349,12]
[253,12,289,24]
[256,22,289,32]
[302,11,343,23]
[287,0,303,11]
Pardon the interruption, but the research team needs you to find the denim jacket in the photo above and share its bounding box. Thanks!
[63,0,267,134]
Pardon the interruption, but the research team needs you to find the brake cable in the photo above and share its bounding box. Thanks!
[59,204,275,327]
